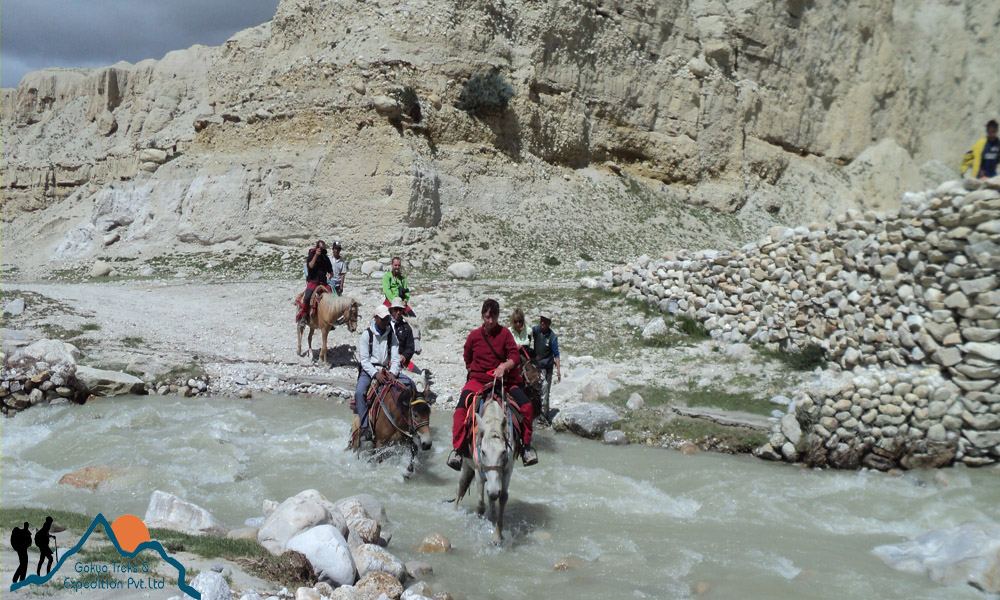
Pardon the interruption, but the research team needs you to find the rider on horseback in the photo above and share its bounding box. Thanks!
[355,306,413,440]
[447,299,538,470]
[382,257,416,317]
[389,297,418,373]
[298,240,333,326]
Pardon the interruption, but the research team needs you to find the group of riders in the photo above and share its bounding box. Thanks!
[296,241,561,470]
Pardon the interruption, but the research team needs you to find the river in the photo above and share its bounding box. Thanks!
[2,394,997,599]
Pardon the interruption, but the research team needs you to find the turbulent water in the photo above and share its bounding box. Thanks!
[3,395,998,599]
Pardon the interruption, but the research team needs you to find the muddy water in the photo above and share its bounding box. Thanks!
[3,395,997,599]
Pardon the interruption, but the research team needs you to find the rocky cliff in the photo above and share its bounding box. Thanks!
[2,0,996,271]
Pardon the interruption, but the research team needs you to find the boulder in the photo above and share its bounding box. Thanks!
[351,543,405,581]
[552,403,621,438]
[184,571,231,600]
[286,525,356,587]
[259,491,333,555]
[7,339,78,376]
[355,571,403,600]
[3,298,25,316]
[725,343,753,360]
[58,465,125,491]
[138,148,168,164]
[405,561,433,579]
[75,365,146,396]
[641,318,668,339]
[371,96,401,118]
[446,262,477,280]
[145,490,228,536]
[873,521,1000,592]
[361,261,382,275]
[626,393,644,410]
[412,533,451,553]
[332,494,389,529]
[90,260,113,278]
[602,430,629,445]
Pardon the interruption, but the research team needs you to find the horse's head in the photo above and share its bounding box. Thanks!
[346,300,360,332]
[521,359,543,397]
[409,395,432,451]
[477,396,510,502]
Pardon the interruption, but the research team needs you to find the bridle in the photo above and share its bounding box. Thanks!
[374,379,429,440]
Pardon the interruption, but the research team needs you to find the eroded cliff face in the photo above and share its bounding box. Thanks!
[1,0,995,270]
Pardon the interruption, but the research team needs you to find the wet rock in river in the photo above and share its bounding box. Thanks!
[286,525,356,587]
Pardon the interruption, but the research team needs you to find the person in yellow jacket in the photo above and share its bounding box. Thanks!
[961,120,999,180]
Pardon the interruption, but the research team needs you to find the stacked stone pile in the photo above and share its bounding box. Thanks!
[585,177,1000,468]
[1,338,148,415]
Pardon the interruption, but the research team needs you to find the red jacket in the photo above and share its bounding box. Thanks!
[463,325,522,391]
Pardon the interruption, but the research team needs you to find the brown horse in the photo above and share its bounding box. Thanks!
[351,371,432,476]
[518,348,545,422]
[295,292,360,365]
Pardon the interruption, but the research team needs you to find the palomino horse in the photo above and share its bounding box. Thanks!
[295,292,360,365]
[351,371,432,476]
[454,383,521,542]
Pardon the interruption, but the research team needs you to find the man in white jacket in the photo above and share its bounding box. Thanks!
[355,305,408,438]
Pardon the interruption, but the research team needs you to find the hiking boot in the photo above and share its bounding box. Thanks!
[522,446,538,467]
[446,450,463,471]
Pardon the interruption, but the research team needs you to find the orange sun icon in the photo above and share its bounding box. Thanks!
[109,514,151,553]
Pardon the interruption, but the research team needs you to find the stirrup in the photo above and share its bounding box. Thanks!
[446,450,463,471]
[522,447,538,467]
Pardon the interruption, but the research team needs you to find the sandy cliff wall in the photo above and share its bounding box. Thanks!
[2,0,995,270]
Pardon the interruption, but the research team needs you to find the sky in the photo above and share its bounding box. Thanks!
[1,0,281,88]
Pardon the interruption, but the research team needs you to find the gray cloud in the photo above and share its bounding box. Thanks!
[1,0,280,88]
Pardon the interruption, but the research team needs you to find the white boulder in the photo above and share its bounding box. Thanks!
[446,262,477,280]
[258,490,332,555]
[286,525,357,587]
[145,491,228,536]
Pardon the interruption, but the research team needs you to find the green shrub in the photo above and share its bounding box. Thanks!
[543,256,560,266]
[676,315,709,340]
[457,72,514,116]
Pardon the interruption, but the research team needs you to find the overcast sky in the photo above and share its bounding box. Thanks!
[1,0,281,88]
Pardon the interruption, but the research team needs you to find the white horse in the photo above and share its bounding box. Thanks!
[454,393,518,543]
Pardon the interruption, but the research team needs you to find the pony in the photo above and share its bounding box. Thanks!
[454,385,521,543]
[295,292,360,366]
[351,370,432,477]
[518,348,545,421]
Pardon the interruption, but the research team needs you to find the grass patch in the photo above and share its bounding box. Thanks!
[680,387,774,416]
[676,315,709,340]
[543,256,560,266]
[121,336,145,348]
[758,343,826,371]
[160,362,206,384]
[579,252,594,262]
[662,418,769,453]
[422,316,446,330]
[81,322,101,332]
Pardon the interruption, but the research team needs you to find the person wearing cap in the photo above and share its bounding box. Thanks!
[389,297,418,373]
[447,298,538,470]
[355,305,402,438]
[299,240,333,326]
[531,312,561,423]
[382,256,416,317]
[328,242,347,296]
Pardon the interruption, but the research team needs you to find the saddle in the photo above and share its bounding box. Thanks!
[295,284,332,321]
[461,386,523,453]
[351,371,410,446]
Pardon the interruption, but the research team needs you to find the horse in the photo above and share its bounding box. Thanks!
[295,292,360,366]
[350,370,432,477]
[454,385,521,543]
[518,348,545,422]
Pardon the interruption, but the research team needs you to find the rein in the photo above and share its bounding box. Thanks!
[471,375,514,479]
[371,377,428,439]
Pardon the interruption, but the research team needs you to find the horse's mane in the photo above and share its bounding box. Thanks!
[327,295,357,313]
[480,398,505,432]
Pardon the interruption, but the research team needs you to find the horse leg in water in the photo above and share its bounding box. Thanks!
[455,460,475,510]
[493,467,513,543]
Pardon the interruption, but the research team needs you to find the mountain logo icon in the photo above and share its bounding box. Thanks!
[10,513,201,598]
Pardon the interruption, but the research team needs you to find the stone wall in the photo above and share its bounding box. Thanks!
[586,177,1000,468]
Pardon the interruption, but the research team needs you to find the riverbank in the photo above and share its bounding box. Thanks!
[2,271,816,455]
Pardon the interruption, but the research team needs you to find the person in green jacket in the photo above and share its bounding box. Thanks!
[961,120,999,180]
[382,256,416,317]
